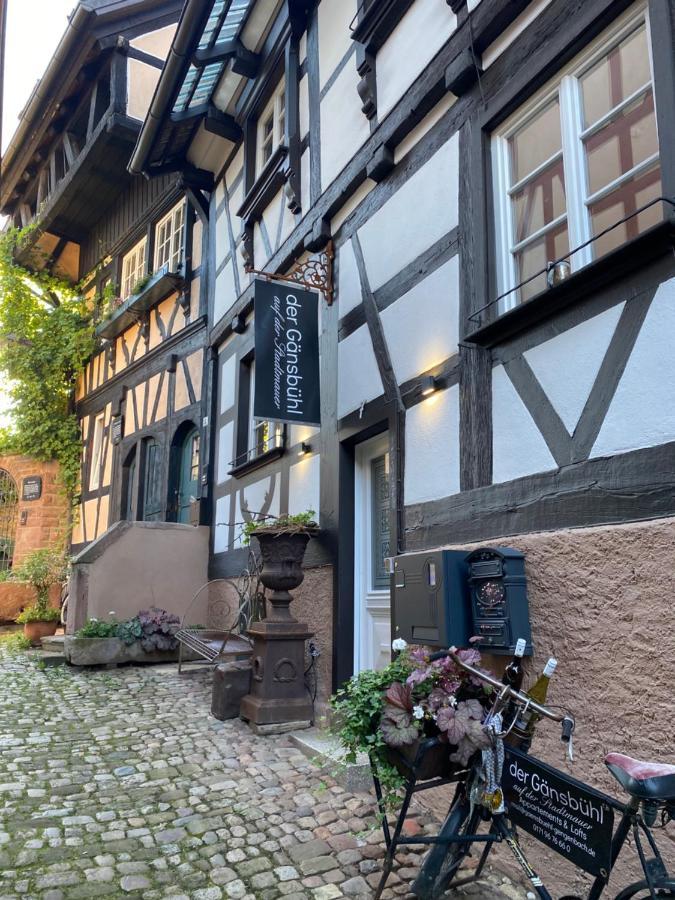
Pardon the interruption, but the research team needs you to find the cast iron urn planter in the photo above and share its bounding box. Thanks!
[240,527,319,728]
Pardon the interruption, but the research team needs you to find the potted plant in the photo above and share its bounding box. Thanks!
[65,607,182,666]
[13,549,68,645]
[242,511,318,621]
[331,640,497,806]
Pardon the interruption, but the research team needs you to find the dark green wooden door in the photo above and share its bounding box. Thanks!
[177,428,200,524]
[143,439,163,522]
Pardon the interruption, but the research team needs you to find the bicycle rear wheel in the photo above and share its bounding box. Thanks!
[614,882,675,899]
[433,802,484,897]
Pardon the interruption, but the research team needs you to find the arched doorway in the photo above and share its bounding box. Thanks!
[169,424,200,524]
[0,469,19,573]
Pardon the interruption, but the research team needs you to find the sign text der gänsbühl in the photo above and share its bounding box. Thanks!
[253,279,321,426]
[503,748,614,878]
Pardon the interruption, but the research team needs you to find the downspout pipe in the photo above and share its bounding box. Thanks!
[128,0,214,176]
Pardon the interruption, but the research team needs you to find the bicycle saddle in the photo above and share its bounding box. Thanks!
[605,753,675,801]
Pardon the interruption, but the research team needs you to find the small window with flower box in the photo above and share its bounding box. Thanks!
[121,236,148,301]
[492,5,661,312]
[154,201,185,274]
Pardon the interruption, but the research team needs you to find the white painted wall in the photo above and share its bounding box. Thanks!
[126,59,161,122]
[216,421,234,486]
[318,0,357,89]
[377,0,456,120]
[358,136,459,291]
[592,279,675,457]
[320,58,370,191]
[288,452,321,516]
[130,24,176,58]
[213,496,230,553]
[524,303,624,436]
[219,355,237,415]
[337,239,362,316]
[492,365,557,483]
[405,385,460,504]
[214,260,237,324]
[381,255,459,385]
[338,324,383,419]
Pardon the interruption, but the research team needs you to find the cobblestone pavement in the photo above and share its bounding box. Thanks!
[0,654,529,900]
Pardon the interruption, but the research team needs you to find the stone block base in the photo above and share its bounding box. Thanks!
[248,720,312,736]
[211,661,252,721]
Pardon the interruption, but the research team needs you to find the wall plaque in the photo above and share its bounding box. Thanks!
[503,747,614,878]
[253,279,321,426]
[22,477,42,501]
[111,416,123,445]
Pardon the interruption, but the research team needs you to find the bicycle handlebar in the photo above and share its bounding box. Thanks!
[428,647,575,742]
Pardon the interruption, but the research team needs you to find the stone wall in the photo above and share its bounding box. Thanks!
[416,516,675,895]
[0,454,68,570]
[0,583,61,625]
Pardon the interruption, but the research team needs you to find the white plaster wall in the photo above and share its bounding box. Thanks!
[358,136,459,292]
[215,178,226,209]
[381,255,459,385]
[130,24,176,58]
[299,74,310,139]
[394,93,456,164]
[492,365,557,483]
[233,477,281,548]
[337,239,362,316]
[213,496,230,554]
[288,453,321,517]
[318,0,357,89]
[481,0,554,69]
[215,210,230,271]
[290,424,320,445]
[260,190,286,257]
[592,279,675,457]
[377,0,456,120]
[405,386,460,504]
[338,325,383,419]
[126,59,161,122]
[187,125,232,173]
[219,355,237,415]
[216,421,234,485]
[320,59,370,191]
[214,260,236,324]
[301,147,311,214]
[253,222,269,269]
[524,303,624,435]
[226,148,244,189]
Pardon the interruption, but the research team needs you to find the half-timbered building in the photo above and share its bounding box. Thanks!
[131,0,675,874]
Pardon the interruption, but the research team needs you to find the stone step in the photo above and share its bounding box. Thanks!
[289,727,372,793]
[40,634,65,652]
[26,649,67,667]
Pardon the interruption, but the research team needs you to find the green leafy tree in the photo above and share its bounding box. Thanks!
[0,226,95,500]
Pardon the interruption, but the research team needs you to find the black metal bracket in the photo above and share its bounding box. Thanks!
[245,240,334,304]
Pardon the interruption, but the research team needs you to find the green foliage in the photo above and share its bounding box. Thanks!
[0,225,96,500]
[75,618,119,639]
[12,548,68,607]
[0,631,32,652]
[242,509,317,545]
[131,273,152,296]
[16,605,61,624]
[116,618,143,645]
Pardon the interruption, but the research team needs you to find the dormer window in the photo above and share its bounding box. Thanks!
[154,200,185,273]
[121,237,148,300]
[257,79,286,174]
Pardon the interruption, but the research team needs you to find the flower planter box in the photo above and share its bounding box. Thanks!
[384,736,460,782]
[63,636,199,667]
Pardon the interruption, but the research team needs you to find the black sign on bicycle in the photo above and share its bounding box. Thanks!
[503,748,615,878]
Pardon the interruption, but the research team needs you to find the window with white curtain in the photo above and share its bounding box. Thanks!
[492,4,661,311]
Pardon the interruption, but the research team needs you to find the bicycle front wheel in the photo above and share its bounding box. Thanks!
[614,880,675,900]
[433,802,484,897]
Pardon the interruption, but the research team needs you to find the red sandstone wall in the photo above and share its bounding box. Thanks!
[0,454,69,568]
[417,517,675,895]
[0,583,62,624]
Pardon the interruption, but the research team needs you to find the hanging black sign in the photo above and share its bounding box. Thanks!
[503,748,614,879]
[22,477,42,501]
[253,279,321,426]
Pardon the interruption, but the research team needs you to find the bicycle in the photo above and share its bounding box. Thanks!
[371,648,675,900]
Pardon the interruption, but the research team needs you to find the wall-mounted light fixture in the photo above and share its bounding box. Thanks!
[546,259,572,288]
[299,442,312,456]
[421,375,439,397]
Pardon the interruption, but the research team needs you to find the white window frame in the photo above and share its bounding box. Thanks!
[154,200,185,274]
[492,2,658,314]
[256,79,286,175]
[121,237,148,300]
[248,359,283,458]
[89,414,105,491]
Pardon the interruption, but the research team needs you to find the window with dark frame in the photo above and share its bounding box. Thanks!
[231,355,285,472]
[491,4,661,312]
[256,78,286,175]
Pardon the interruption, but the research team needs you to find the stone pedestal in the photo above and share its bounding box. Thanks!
[239,528,317,727]
[240,620,314,725]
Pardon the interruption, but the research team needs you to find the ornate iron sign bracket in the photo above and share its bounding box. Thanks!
[245,241,334,305]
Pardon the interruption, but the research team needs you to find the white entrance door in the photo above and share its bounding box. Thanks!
[354,434,392,673]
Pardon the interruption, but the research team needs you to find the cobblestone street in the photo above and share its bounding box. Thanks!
[0,653,528,899]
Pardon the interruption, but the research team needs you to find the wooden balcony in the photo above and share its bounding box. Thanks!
[95,268,185,341]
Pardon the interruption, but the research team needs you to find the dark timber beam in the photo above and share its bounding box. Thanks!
[193,38,260,79]
[171,103,242,143]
